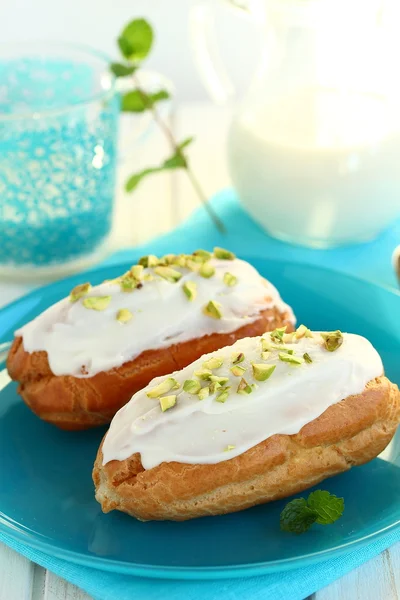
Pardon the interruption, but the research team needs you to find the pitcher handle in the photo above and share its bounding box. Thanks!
[190,0,260,104]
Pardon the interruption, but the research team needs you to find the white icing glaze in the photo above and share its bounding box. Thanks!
[102,332,383,470]
[16,257,294,378]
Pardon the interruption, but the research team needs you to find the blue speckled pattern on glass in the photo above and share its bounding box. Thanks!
[0,57,120,266]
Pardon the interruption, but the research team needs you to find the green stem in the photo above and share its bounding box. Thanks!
[184,166,226,233]
[132,77,225,233]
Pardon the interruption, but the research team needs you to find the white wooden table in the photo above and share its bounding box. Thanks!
[0,102,399,600]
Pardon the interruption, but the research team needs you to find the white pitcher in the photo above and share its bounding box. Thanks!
[191,0,400,247]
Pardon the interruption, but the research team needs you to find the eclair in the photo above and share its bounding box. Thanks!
[7,248,294,430]
[93,327,400,521]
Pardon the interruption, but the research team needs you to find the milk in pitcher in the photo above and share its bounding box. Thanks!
[228,87,400,247]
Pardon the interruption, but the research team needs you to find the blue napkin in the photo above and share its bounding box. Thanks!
[1,528,399,600]
[102,188,400,289]
[1,189,399,600]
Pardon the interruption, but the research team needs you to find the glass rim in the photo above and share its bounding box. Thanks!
[0,40,117,122]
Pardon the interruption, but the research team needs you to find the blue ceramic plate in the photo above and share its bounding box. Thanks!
[0,258,399,579]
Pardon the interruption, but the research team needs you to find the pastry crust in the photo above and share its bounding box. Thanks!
[93,376,400,521]
[7,305,292,430]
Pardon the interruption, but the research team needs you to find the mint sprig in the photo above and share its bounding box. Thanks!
[111,18,225,233]
[280,490,344,534]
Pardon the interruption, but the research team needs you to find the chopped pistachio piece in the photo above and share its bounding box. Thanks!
[295,324,313,339]
[146,378,180,398]
[183,281,197,301]
[225,445,235,452]
[194,369,213,380]
[321,330,343,352]
[193,249,212,261]
[186,258,200,272]
[223,272,238,287]
[199,262,215,278]
[261,338,271,351]
[237,378,253,395]
[230,365,246,377]
[252,363,276,381]
[159,395,177,412]
[283,333,295,343]
[198,386,210,400]
[261,351,271,360]
[303,352,313,364]
[116,308,133,323]
[183,379,201,394]
[210,381,222,394]
[279,352,304,365]
[191,255,206,264]
[203,356,224,370]
[143,273,154,282]
[231,351,245,365]
[270,326,287,344]
[120,276,137,292]
[138,254,159,268]
[147,255,159,267]
[295,324,307,339]
[172,254,187,268]
[70,282,91,303]
[130,265,144,280]
[82,296,111,311]
[154,266,182,283]
[161,254,176,265]
[216,388,230,403]
[271,345,294,354]
[210,375,229,385]
[203,300,223,319]
[213,247,235,260]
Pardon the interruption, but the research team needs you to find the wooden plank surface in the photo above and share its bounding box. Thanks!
[0,544,34,600]
[0,102,399,600]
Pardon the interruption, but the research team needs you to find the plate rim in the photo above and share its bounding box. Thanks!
[0,511,399,579]
[0,256,399,578]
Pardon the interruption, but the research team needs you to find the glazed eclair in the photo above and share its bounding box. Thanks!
[7,248,294,430]
[93,327,400,521]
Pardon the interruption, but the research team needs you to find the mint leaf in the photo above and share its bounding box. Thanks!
[118,19,153,62]
[280,498,318,534]
[163,137,194,168]
[125,167,163,192]
[179,137,194,150]
[110,63,136,78]
[122,90,146,112]
[149,90,170,105]
[163,152,186,169]
[117,36,134,60]
[307,491,344,525]
[125,138,194,192]
[122,89,170,112]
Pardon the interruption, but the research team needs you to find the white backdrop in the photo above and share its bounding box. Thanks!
[0,0,262,101]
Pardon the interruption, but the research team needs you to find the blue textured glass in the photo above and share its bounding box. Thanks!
[0,55,120,267]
